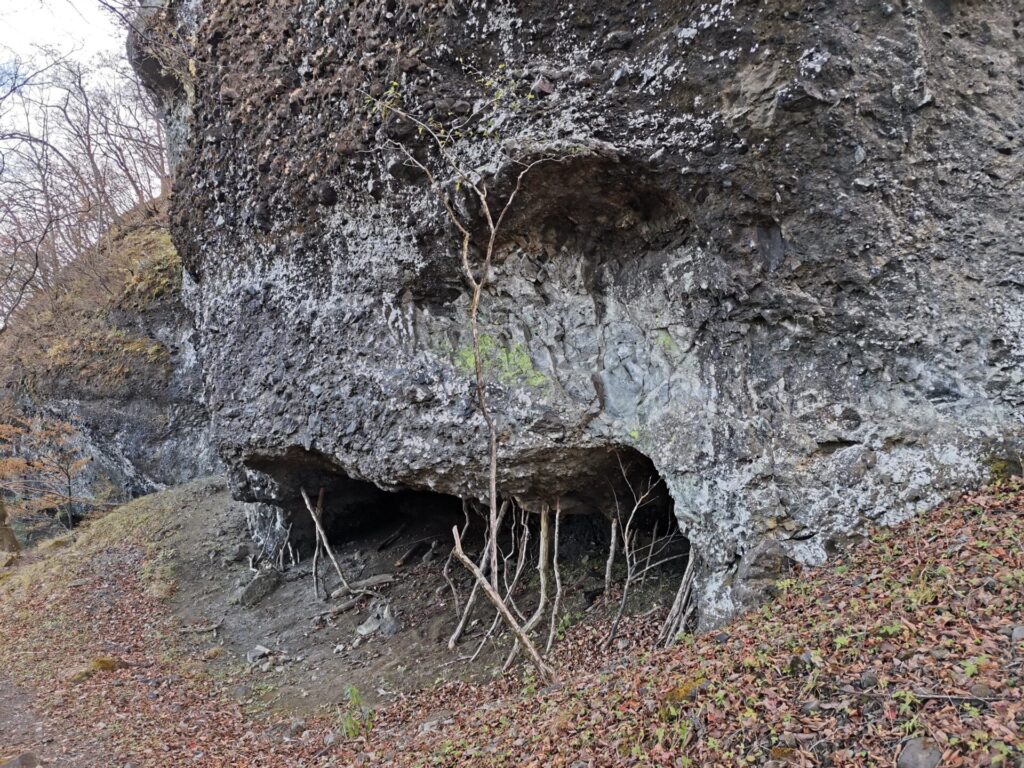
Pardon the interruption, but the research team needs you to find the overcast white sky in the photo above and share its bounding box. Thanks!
[1,0,122,61]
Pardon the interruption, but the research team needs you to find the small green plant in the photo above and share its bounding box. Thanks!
[961,702,981,719]
[960,656,987,678]
[521,668,541,697]
[555,609,583,641]
[877,621,905,637]
[900,715,923,737]
[336,684,374,739]
[893,690,920,716]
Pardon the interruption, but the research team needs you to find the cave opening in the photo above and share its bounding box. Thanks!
[242,444,689,613]
[538,445,689,599]
[242,448,467,558]
[236,443,696,670]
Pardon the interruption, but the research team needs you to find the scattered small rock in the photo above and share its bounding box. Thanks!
[378,603,401,638]
[800,699,821,715]
[420,541,441,565]
[418,710,454,735]
[246,645,273,664]
[357,614,381,637]
[225,543,250,563]
[859,669,879,689]
[357,600,401,638]
[968,683,994,699]
[1011,625,1024,644]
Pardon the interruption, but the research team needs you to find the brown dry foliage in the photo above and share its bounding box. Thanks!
[0,404,90,529]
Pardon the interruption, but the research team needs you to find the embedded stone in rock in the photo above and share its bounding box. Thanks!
[602,30,634,50]
[530,75,556,98]
[315,183,338,206]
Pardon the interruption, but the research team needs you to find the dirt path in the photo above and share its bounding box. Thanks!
[0,488,339,767]
[0,675,47,761]
[0,675,103,767]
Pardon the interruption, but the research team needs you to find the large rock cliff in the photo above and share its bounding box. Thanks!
[139,0,1023,626]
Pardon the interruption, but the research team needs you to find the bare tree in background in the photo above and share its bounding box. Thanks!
[0,45,168,330]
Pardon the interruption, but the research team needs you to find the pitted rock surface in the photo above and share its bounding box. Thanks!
[136,0,1024,626]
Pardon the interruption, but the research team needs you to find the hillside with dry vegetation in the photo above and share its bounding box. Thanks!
[0,202,179,401]
[0,199,214,518]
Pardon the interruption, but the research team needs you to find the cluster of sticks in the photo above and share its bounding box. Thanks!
[604,462,696,649]
[301,487,382,608]
[445,498,563,683]
[442,465,698,685]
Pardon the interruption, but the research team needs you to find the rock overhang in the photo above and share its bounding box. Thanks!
[135,0,1024,627]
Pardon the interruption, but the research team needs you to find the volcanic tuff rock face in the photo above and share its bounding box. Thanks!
[139,0,1024,626]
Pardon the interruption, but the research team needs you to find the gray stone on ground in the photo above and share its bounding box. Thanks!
[246,645,273,663]
[897,738,943,768]
[237,569,281,607]
[356,600,400,638]
[378,603,400,637]
[859,669,879,689]
[0,753,42,768]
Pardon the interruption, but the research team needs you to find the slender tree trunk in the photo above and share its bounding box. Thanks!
[604,517,617,598]
[545,500,563,655]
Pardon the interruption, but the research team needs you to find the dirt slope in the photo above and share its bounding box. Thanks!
[0,480,1021,767]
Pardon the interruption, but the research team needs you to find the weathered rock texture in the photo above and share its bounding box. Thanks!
[1,210,217,497]
[140,0,1023,626]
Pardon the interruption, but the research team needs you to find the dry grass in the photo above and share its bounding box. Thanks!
[0,200,180,399]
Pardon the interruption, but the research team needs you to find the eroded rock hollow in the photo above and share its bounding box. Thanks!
[136,0,1024,626]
